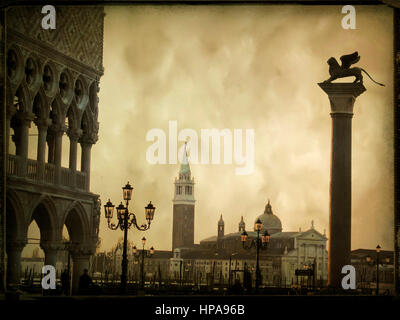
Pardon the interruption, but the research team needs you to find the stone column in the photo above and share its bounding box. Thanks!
[71,254,90,294]
[68,128,82,172]
[318,82,366,288]
[70,245,95,294]
[6,241,26,287]
[34,118,51,180]
[6,103,17,155]
[41,242,61,270]
[49,124,66,184]
[46,131,55,164]
[67,128,82,189]
[80,136,95,191]
[15,111,35,176]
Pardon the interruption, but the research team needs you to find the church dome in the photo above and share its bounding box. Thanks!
[254,200,282,234]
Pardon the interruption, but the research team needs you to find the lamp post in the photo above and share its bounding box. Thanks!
[365,254,372,293]
[180,260,183,287]
[376,245,381,296]
[104,182,156,294]
[241,219,270,293]
[132,237,154,291]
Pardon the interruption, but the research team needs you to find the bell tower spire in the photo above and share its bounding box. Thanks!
[179,142,191,180]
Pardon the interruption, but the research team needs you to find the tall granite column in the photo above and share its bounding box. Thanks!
[318,82,366,288]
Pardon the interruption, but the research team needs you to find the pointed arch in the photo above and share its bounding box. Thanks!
[49,97,63,126]
[28,195,60,242]
[79,107,94,137]
[65,102,79,131]
[6,189,27,242]
[61,200,90,243]
[14,82,32,113]
[32,88,50,121]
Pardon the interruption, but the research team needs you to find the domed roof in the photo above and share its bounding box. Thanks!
[254,200,282,234]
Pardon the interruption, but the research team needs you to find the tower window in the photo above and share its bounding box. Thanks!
[176,186,182,195]
[185,186,192,195]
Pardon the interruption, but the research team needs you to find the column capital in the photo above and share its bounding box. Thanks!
[67,128,83,142]
[48,123,67,136]
[318,82,366,115]
[79,133,98,146]
[34,117,52,130]
[69,242,96,257]
[16,111,35,125]
[40,240,64,252]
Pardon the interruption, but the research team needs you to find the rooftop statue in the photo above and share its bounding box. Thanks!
[323,51,384,86]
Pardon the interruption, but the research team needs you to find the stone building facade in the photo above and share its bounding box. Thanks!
[2,6,104,293]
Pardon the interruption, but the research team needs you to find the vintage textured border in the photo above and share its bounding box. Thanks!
[0,0,398,295]
[394,7,399,297]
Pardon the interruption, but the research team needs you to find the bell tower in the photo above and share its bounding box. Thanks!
[239,216,246,232]
[218,214,225,238]
[172,143,195,250]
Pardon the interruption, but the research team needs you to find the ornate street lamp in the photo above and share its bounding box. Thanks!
[365,254,373,293]
[104,181,156,294]
[133,237,154,291]
[241,219,270,293]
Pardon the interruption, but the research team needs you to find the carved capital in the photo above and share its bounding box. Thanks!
[79,132,98,145]
[48,123,67,136]
[69,242,96,257]
[318,82,366,116]
[16,111,35,125]
[34,117,52,130]
[40,240,64,253]
[67,128,83,142]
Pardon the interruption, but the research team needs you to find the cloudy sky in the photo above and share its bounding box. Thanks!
[23,4,394,256]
